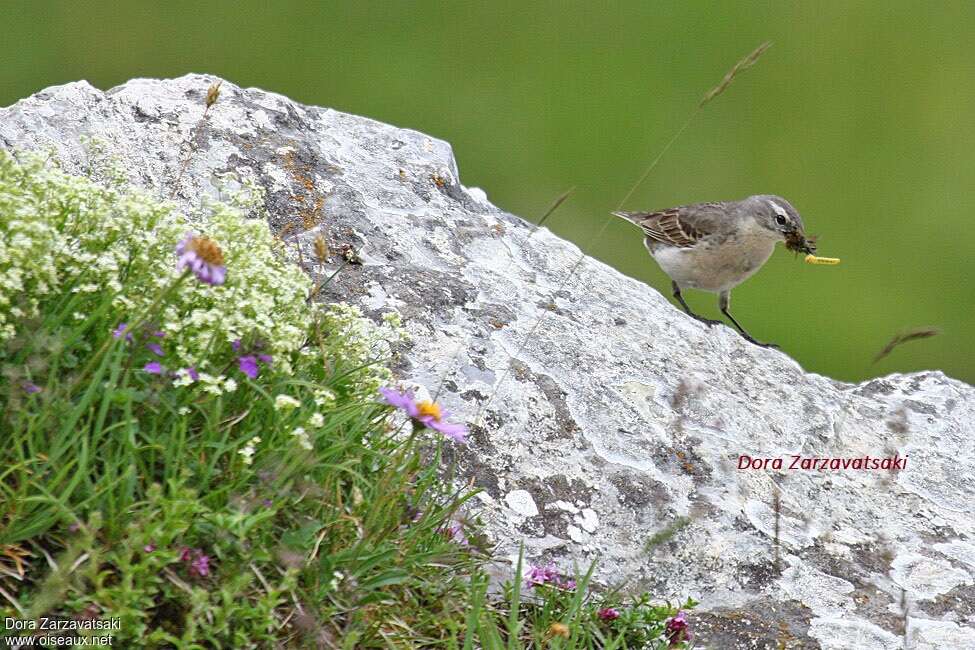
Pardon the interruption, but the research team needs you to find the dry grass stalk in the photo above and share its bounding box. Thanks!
[171,79,223,199]
[313,234,330,264]
[531,186,574,234]
[873,327,940,363]
[205,81,222,110]
[772,483,782,573]
[900,587,909,646]
[699,41,773,107]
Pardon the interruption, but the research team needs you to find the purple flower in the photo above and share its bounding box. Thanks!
[231,339,242,352]
[189,553,210,577]
[112,323,133,342]
[257,354,273,364]
[428,420,468,444]
[152,330,166,338]
[444,521,469,545]
[380,387,418,416]
[22,382,42,394]
[147,342,164,356]
[184,366,200,381]
[176,232,227,286]
[179,547,211,577]
[262,498,273,508]
[379,387,468,444]
[597,607,620,622]
[238,355,259,379]
[525,563,575,590]
[665,611,692,646]
[143,361,164,374]
[525,564,556,587]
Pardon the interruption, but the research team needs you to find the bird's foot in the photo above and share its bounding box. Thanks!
[693,315,724,328]
[741,334,779,349]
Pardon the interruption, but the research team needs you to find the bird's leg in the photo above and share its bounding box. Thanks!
[672,281,722,327]
[719,291,778,348]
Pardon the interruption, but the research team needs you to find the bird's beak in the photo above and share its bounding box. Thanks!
[784,229,817,255]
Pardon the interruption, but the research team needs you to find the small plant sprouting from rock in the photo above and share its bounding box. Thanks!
[171,79,224,198]
[645,516,691,554]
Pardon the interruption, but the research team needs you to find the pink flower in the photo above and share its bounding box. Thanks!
[176,232,227,286]
[597,607,620,622]
[189,553,210,577]
[180,547,211,577]
[525,563,575,590]
[665,611,692,646]
[143,543,156,553]
[443,521,469,545]
[379,387,468,444]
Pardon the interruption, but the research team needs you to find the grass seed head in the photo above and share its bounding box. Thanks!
[699,41,773,107]
[873,327,941,363]
[206,81,222,109]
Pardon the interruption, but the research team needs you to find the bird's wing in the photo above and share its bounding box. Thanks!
[612,202,727,248]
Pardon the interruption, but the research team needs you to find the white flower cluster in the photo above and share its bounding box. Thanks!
[274,394,301,411]
[0,150,408,400]
[238,435,261,465]
[291,426,313,451]
[317,303,408,394]
[0,152,310,371]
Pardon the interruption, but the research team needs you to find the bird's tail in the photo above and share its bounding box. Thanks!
[610,211,650,225]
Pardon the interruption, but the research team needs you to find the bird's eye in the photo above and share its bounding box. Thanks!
[775,214,787,226]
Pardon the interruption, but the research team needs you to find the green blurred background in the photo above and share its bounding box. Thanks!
[3,2,973,384]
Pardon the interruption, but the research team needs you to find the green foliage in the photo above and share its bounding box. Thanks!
[464,551,696,649]
[0,153,694,648]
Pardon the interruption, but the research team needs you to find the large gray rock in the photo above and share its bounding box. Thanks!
[3,75,973,649]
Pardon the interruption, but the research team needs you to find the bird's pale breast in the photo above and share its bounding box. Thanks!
[647,228,777,293]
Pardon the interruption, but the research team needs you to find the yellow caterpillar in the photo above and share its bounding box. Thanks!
[804,254,840,265]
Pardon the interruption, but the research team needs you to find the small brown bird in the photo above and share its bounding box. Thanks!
[613,195,816,348]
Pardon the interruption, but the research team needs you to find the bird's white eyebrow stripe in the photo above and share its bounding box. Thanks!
[768,200,788,218]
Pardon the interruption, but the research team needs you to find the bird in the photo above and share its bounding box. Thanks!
[612,195,816,348]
